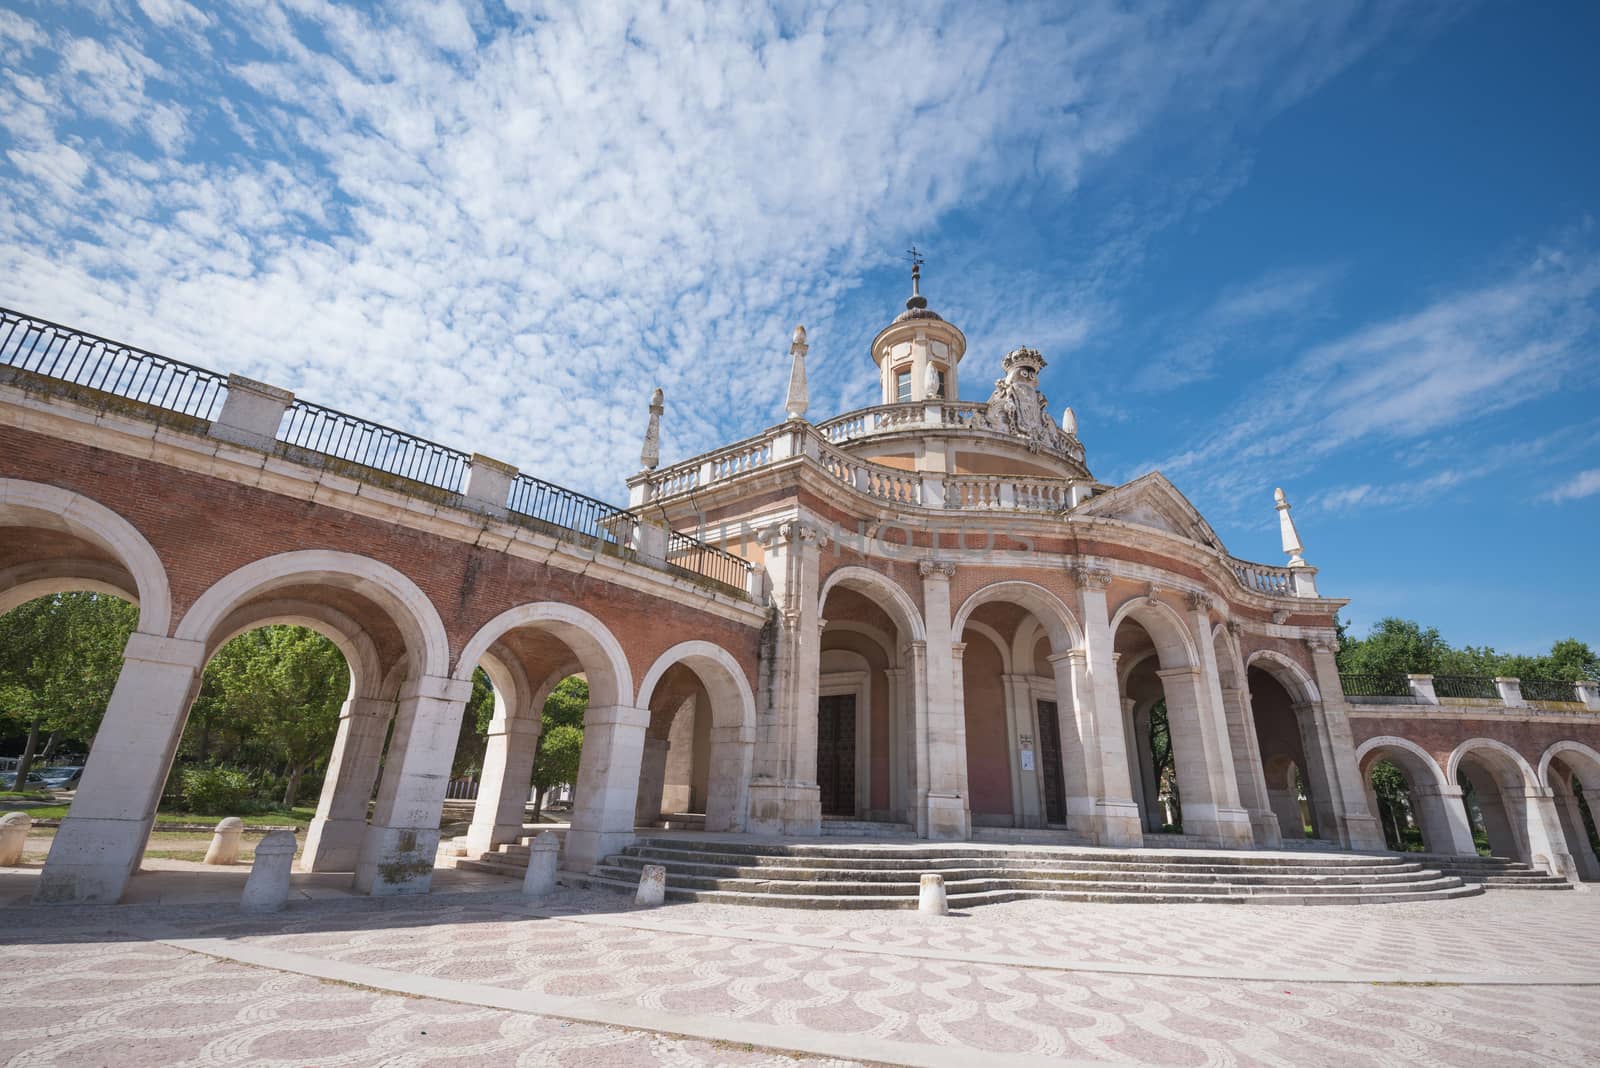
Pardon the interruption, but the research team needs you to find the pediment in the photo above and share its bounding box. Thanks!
[1071,472,1224,551]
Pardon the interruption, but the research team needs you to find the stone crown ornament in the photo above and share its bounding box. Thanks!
[984,346,1074,454]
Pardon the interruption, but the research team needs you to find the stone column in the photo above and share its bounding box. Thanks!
[1131,700,1161,831]
[1554,790,1600,880]
[303,695,395,871]
[354,673,473,896]
[1304,638,1387,850]
[705,723,753,832]
[1071,566,1144,846]
[465,700,543,856]
[36,633,206,904]
[633,738,671,826]
[884,667,908,823]
[1411,783,1478,855]
[1216,630,1281,847]
[1516,786,1578,879]
[918,560,969,840]
[748,522,824,836]
[1180,593,1251,847]
[562,704,651,872]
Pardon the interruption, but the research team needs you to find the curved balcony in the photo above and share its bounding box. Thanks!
[814,401,1088,468]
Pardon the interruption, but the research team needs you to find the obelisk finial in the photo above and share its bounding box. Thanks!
[1275,487,1307,567]
[640,387,664,470]
[784,324,809,420]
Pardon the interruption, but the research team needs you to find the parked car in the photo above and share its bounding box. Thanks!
[35,766,83,789]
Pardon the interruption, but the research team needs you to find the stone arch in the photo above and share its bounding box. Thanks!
[1011,617,1042,676]
[177,550,449,679]
[1355,736,1449,787]
[1108,595,1197,669]
[635,640,755,833]
[209,598,384,702]
[453,602,632,709]
[0,478,172,634]
[953,580,1083,654]
[962,620,1012,675]
[1447,737,1538,788]
[819,565,925,643]
[1539,741,1600,790]
[1245,649,1322,705]
[822,619,899,667]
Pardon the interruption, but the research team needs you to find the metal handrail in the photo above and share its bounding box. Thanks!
[1519,677,1576,703]
[1432,674,1498,700]
[666,531,753,594]
[1339,673,1411,698]
[278,398,469,492]
[506,472,639,553]
[0,306,227,420]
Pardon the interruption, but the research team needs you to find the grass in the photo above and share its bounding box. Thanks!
[0,790,54,801]
[0,802,318,826]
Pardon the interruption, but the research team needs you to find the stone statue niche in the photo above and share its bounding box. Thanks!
[983,347,1072,453]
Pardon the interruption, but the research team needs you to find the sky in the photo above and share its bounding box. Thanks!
[1,1,1597,654]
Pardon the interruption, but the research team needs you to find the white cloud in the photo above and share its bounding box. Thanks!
[1544,468,1600,503]
[0,1,1435,499]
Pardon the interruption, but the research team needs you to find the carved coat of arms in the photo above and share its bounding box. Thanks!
[984,347,1068,453]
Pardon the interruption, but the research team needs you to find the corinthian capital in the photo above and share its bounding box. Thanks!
[1186,590,1213,612]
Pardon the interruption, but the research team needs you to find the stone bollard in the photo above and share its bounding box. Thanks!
[523,831,560,898]
[635,863,666,906]
[204,817,245,865]
[918,873,948,915]
[0,812,31,866]
[240,830,297,913]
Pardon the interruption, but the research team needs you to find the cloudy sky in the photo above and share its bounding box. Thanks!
[2,1,1597,652]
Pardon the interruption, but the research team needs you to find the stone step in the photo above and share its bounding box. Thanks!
[571,871,1483,909]
[591,863,1465,899]
[819,820,918,838]
[602,854,1450,888]
[620,844,1430,877]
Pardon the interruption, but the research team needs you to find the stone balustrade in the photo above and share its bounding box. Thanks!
[814,400,1086,465]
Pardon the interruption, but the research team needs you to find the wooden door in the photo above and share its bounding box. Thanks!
[1036,699,1067,825]
[817,694,857,816]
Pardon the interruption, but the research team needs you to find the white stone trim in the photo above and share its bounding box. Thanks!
[175,549,451,679]
[1538,740,1600,790]
[455,601,633,710]
[1243,648,1323,705]
[1353,735,1450,788]
[1106,595,1198,670]
[818,564,926,643]
[952,579,1085,653]
[1446,737,1540,789]
[635,639,756,733]
[0,477,172,635]
[0,559,136,616]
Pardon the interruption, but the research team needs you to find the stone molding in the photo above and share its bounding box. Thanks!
[918,559,956,579]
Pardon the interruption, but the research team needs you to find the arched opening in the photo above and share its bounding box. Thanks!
[1111,598,1247,845]
[1450,741,1553,867]
[1542,743,1600,881]
[633,641,754,834]
[817,569,923,826]
[1354,737,1474,856]
[1247,666,1325,840]
[453,603,635,875]
[951,583,1083,833]
[1366,759,1422,851]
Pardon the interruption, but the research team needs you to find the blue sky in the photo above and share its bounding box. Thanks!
[1,2,1596,654]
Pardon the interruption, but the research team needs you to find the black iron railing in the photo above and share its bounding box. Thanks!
[1519,677,1576,703]
[1432,674,1498,700]
[667,531,754,594]
[1339,673,1410,698]
[506,473,638,552]
[0,306,227,419]
[278,399,469,492]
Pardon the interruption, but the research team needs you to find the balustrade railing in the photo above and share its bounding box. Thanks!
[1339,673,1411,698]
[279,399,469,492]
[1231,560,1294,597]
[1519,676,1577,703]
[666,531,754,594]
[1,306,227,420]
[1432,674,1498,700]
[945,475,1071,511]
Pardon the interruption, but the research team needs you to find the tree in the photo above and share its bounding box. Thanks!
[0,593,137,790]
[529,676,587,820]
[1147,699,1180,832]
[199,626,348,807]
[1335,617,1448,677]
[450,668,496,780]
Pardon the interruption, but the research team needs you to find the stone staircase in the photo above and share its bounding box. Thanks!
[1417,854,1574,890]
[552,837,1486,908]
[819,819,917,838]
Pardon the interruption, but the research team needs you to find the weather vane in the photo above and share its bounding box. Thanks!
[906,244,924,295]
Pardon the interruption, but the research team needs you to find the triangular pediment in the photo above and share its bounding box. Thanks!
[1071,472,1225,551]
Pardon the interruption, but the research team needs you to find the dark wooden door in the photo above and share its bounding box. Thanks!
[817,694,857,816]
[1036,699,1066,825]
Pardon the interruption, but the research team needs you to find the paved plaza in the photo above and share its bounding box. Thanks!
[2,861,1596,1067]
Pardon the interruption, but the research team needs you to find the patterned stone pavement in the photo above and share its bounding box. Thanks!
[2,870,1598,1067]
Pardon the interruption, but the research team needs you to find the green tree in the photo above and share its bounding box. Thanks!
[450,668,496,780]
[199,626,349,807]
[530,676,587,820]
[1335,617,1447,677]
[0,593,137,790]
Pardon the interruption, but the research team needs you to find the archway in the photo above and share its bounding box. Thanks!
[1247,665,1328,840]
[1449,739,1564,870]
[1540,742,1600,881]
[1354,737,1475,856]
[633,641,755,834]
[817,568,924,825]
[453,603,635,874]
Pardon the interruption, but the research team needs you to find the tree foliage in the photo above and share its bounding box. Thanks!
[1336,616,1599,682]
[530,676,587,818]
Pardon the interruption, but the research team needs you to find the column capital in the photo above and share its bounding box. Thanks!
[1155,665,1202,681]
[1046,649,1088,666]
[951,641,967,661]
[919,559,956,579]
[1185,589,1213,612]
[759,520,829,550]
[1071,564,1112,590]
